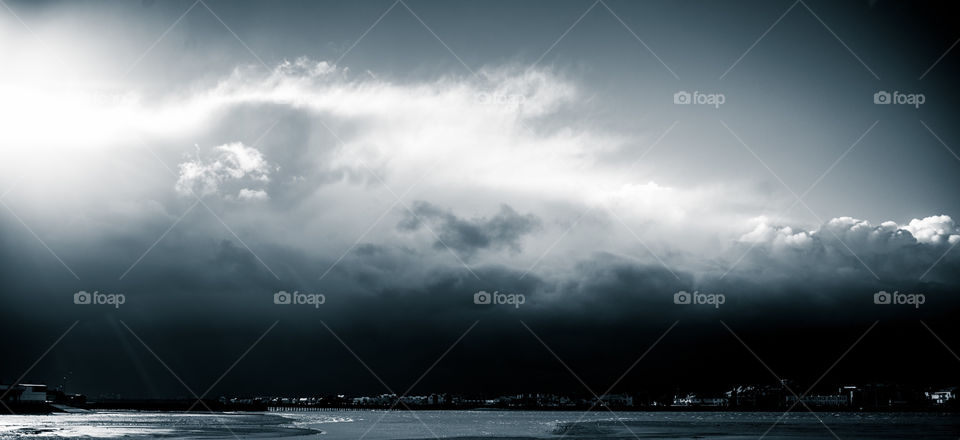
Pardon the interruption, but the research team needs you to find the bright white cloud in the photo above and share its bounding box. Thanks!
[175,142,270,199]
[740,217,813,248]
[902,215,959,245]
[740,215,958,252]
[236,188,269,201]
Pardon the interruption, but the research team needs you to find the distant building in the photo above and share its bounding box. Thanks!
[399,395,429,405]
[21,384,48,402]
[852,384,925,408]
[725,384,787,408]
[673,394,691,406]
[46,386,87,405]
[0,384,24,402]
[0,384,48,403]
[597,394,633,407]
[838,385,859,407]
[495,393,573,408]
[698,396,729,407]
[785,394,850,407]
[673,393,727,407]
[926,387,956,405]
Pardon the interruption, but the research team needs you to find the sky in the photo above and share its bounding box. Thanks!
[1,0,959,399]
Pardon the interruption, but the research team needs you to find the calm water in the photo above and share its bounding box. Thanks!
[0,410,957,439]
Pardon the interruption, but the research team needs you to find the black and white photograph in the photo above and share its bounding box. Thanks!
[1,0,959,438]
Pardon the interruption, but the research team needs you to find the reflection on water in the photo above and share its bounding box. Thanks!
[0,411,314,438]
[1,410,959,439]
[296,410,960,440]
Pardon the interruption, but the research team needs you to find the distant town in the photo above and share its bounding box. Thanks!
[2,381,957,414]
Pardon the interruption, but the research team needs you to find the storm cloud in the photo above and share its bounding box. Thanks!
[398,202,541,257]
[1,0,959,399]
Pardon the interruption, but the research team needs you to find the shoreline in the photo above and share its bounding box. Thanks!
[3,404,959,415]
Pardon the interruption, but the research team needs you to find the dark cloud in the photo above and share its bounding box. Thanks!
[398,201,541,258]
[2,232,959,398]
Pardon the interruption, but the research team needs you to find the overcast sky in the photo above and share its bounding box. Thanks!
[1,0,959,398]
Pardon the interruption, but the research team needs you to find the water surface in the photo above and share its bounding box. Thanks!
[1,410,958,439]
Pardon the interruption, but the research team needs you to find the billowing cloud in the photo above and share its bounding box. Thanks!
[902,215,959,245]
[739,216,814,248]
[174,142,271,199]
[728,215,959,285]
[2,55,957,289]
[740,215,957,252]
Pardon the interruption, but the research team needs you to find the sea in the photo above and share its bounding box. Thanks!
[0,410,957,439]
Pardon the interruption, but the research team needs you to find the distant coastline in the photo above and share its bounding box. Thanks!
[4,381,957,415]
[5,401,958,415]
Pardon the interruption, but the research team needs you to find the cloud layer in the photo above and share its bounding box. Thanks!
[2,56,957,294]
[2,0,960,397]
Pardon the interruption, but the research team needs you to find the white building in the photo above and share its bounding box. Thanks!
[0,384,48,403]
[598,394,633,407]
[926,387,956,405]
[673,393,728,407]
[785,394,850,407]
